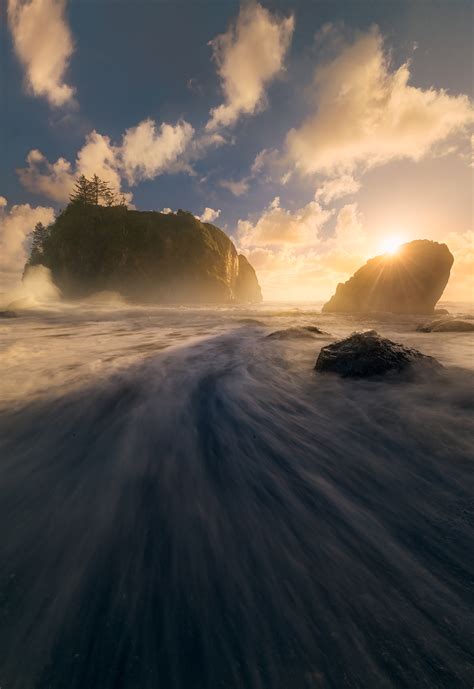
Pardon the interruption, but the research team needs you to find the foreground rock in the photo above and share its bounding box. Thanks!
[315,330,441,378]
[322,240,453,315]
[26,205,262,304]
[417,319,474,333]
[0,310,19,318]
[267,326,329,340]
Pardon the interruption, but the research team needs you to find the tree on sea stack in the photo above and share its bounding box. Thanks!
[29,221,49,260]
[69,174,125,208]
[69,175,94,205]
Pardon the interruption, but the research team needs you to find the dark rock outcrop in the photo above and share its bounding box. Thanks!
[266,326,329,340]
[237,318,266,326]
[26,206,262,304]
[0,310,18,318]
[315,330,440,378]
[322,240,453,315]
[416,319,474,333]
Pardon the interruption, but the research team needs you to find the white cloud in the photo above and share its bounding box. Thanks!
[8,0,75,107]
[17,118,196,204]
[18,131,132,205]
[0,198,55,287]
[18,149,74,203]
[219,178,250,196]
[75,131,123,190]
[287,27,473,175]
[198,207,221,223]
[219,149,280,196]
[207,1,294,130]
[316,175,361,204]
[121,119,195,184]
[237,195,332,248]
[333,203,366,246]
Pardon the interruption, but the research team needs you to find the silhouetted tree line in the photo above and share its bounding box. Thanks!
[69,174,127,208]
[26,175,128,264]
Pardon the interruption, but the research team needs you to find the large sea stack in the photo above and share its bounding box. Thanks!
[26,205,262,303]
[322,240,453,315]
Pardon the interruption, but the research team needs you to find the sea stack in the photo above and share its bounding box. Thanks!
[322,240,453,315]
[25,206,263,304]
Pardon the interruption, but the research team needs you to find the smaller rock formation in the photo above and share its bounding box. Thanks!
[266,326,329,340]
[237,318,266,326]
[315,330,440,378]
[322,240,454,314]
[416,319,474,333]
[0,310,19,318]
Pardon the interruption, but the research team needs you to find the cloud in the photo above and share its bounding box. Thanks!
[239,243,367,301]
[206,1,294,130]
[235,197,373,299]
[442,230,474,300]
[219,178,250,196]
[17,150,74,203]
[161,207,221,223]
[219,149,280,196]
[333,202,366,246]
[8,0,75,107]
[198,207,221,223]
[287,27,473,175]
[237,195,332,248]
[316,175,361,204]
[0,198,55,287]
[18,118,196,204]
[18,131,132,205]
[121,119,195,184]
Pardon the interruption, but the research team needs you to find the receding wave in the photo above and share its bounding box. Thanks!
[0,312,473,689]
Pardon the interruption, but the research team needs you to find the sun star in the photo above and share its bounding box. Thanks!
[380,236,404,256]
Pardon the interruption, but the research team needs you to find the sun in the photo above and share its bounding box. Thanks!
[380,236,404,256]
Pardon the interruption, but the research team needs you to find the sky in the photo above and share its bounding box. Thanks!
[1,0,472,300]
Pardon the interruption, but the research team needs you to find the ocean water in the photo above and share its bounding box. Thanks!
[0,297,473,689]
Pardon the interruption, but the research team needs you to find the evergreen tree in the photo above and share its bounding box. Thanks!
[68,174,123,207]
[90,174,101,205]
[31,222,48,252]
[28,222,49,263]
[99,178,118,207]
[69,175,94,205]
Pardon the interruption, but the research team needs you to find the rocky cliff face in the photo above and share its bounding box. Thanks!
[236,255,262,303]
[322,240,453,314]
[28,206,262,303]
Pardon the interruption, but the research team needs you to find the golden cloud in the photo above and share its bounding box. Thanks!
[287,27,473,175]
[207,2,294,130]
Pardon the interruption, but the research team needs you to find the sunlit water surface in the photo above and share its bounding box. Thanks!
[0,298,473,689]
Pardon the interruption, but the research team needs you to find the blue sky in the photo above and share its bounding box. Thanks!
[1,0,472,298]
